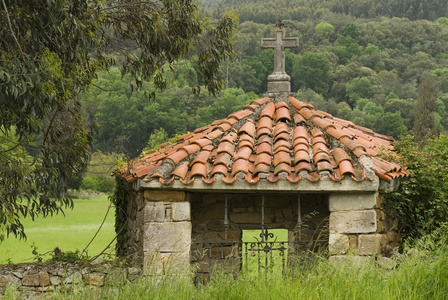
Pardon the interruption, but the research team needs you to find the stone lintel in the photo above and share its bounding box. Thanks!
[139,176,379,192]
[330,210,377,234]
[144,190,185,202]
[329,192,379,212]
[143,222,191,252]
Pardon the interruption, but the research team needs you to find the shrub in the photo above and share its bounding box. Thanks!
[384,135,448,240]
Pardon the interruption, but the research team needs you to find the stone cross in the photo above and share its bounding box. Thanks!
[261,28,299,93]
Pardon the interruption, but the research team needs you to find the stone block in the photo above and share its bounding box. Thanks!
[329,210,377,234]
[172,202,191,221]
[229,212,274,224]
[82,273,105,286]
[143,222,191,252]
[194,202,224,221]
[144,190,185,202]
[38,271,50,287]
[207,219,224,231]
[274,209,284,223]
[329,193,378,212]
[0,274,20,287]
[22,274,40,287]
[50,276,61,286]
[358,234,386,255]
[218,230,241,242]
[329,233,349,255]
[105,268,127,286]
[376,257,396,270]
[192,223,207,234]
[144,251,190,275]
[64,271,82,284]
[145,203,165,223]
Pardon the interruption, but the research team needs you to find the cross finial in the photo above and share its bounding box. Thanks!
[261,28,299,94]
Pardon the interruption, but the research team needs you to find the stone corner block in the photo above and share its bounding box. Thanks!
[143,251,191,275]
[172,202,191,222]
[144,190,185,202]
[330,210,377,234]
[358,234,387,256]
[144,222,191,252]
[329,233,349,255]
[329,193,378,212]
[145,203,166,223]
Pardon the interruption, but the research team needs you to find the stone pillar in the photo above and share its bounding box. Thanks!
[328,192,387,262]
[143,190,191,275]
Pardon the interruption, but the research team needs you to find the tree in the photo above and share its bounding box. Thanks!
[414,73,438,144]
[0,0,236,240]
[315,22,335,39]
[293,52,332,94]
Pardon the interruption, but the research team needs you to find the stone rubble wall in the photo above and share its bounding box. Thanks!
[124,190,145,262]
[0,259,141,298]
[190,193,330,277]
[328,192,400,263]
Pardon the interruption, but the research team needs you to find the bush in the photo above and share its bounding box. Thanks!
[384,135,448,240]
[81,175,115,193]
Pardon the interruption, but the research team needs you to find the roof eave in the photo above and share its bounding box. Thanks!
[138,175,380,193]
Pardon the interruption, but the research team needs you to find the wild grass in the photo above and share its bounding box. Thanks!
[0,194,115,264]
[41,227,448,300]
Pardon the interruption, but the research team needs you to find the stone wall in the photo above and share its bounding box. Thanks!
[125,190,145,262]
[142,190,191,275]
[0,259,141,298]
[328,192,400,262]
[190,192,329,278]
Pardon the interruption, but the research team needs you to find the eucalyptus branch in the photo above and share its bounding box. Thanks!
[1,0,24,57]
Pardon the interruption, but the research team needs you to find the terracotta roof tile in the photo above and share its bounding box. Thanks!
[256,142,272,155]
[239,121,256,136]
[275,106,291,122]
[172,162,189,180]
[273,151,291,166]
[234,146,253,161]
[294,113,306,124]
[121,96,409,185]
[254,153,272,166]
[215,152,232,167]
[294,150,311,163]
[260,102,276,118]
[254,163,270,175]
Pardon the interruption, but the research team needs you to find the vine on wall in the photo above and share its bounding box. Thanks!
[110,177,129,257]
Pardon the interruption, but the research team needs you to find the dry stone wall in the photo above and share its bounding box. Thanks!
[0,259,141,298]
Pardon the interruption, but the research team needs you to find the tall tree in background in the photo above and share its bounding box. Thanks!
[414,73,438,144]
[0,0,236,241]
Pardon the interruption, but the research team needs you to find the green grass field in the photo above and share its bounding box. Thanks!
[0,194,115,264]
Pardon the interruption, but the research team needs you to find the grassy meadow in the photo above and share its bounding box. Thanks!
[5,237,444,300]
[0,194,115,264]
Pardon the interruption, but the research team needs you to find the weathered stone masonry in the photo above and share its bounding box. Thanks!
[142,190,191,274]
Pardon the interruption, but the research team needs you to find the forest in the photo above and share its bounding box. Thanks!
[80,0,448,191]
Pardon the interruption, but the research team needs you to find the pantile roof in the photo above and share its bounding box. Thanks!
[118,96,409,187]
